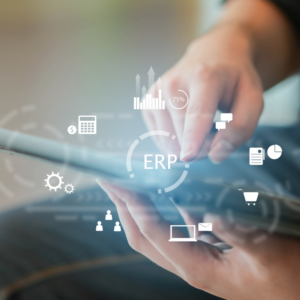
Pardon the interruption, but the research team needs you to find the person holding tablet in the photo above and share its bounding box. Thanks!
[99,0,300,299]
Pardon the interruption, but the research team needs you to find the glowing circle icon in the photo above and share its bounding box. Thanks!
[126,131,189,194]
[169,90,189,110]
[267,145,282,160]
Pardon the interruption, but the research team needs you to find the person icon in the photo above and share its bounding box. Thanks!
[114,221,121,232]
[96,221,103,231]
[105,210,113,220]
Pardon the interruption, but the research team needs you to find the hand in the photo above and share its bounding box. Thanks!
[98,181,300,300]
[143,25,263,164]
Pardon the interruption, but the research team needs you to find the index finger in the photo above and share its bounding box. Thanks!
[180,67,225,162]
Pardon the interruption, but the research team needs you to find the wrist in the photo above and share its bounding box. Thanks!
[209,21,256,62]
[187,22,255,65]
[214,0,300,89]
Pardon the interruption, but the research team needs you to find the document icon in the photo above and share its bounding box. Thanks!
[198,223,212,231]
[249,147,265,165]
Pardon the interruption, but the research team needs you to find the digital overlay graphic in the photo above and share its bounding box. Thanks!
[126,131,189,194]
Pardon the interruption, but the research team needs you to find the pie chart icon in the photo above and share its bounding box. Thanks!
[267,145,282,160]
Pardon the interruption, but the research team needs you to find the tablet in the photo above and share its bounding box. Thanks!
[0,127,182,193]
[1,127,300,238]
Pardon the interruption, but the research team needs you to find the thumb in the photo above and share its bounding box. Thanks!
[203,214,283,262]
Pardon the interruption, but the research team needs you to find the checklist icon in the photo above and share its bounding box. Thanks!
[249,147,265,165]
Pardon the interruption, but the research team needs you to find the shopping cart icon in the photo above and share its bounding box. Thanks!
[239,189,259,206]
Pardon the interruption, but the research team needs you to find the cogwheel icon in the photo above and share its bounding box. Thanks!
[44,172,64,192]
[64,184,75,194]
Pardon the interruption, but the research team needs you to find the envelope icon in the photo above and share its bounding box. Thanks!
[198,223,212,231]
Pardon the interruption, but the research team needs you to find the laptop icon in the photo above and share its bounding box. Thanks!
[169,225,197,242]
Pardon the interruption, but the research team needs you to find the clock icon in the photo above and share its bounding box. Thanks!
[267,145,282,160]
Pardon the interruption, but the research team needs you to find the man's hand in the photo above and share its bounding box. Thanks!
[142,0,300,164]
[143,24,263,164]
[98,181,300,300]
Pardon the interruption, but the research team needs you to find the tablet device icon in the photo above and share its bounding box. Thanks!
[267,145,282,160]
[169,225,197,242]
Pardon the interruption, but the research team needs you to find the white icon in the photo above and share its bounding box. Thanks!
[134,89,166,110]
[78,116,97,134]
[221,113,233,123]
[96,221,103,231]
[168,90,189,110]
[64,184,75,194]
[105,210,113,220]
[134,67,166,110]
[67,125,77,135]
[215,122,226,131]
[215,113,233,130]
[239,189,259,206]
[249,147,265,165]
[44,172,75,194]
[114,221,121,231]
[169,225,197,242]
[44,172,64,191]
[198,223,212,231]
[267,145,282,160]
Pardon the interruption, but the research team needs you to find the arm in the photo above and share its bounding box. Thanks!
[218,0,300,89]
[143,0,300,164]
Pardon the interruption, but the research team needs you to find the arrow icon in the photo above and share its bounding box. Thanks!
[157,77,162,90]
[135,74,140,97]
[142,86,147,97]
[148,67,155,90]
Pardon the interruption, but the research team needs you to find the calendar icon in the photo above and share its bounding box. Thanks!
[78,116,97,134]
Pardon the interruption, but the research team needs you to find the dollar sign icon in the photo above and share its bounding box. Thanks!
[68,125,77,135]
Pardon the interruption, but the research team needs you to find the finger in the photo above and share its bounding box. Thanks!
[102,182,222,283]
[141,85,167,154]
[142,110,162,151]
[208,76,263,163]
[170,197,202,238]
[151,109,181,156]
[180,66,225,162]
[194,130,216,160]
[162,78,186,145]
[199,234,223,245]
[166,108,185,147]
[171,199,222,244]
[204,214,289,261]
[96,179,179,275]
[143,84,181,156]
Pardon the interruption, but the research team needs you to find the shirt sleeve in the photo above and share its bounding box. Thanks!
[270,0,300,40]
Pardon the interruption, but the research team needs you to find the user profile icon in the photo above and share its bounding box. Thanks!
[114,222,121,232]
[105,210,113,220]
[96,221,103,231]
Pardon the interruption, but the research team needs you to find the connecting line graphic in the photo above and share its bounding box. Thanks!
[126,131,189,194]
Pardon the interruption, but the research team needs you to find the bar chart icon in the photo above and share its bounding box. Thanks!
[134,89,165,110]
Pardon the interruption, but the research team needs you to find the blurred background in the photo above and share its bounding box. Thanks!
[0,1,299,299]
[0,0,299,212]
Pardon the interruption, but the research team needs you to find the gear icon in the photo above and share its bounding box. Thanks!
[44,172,64,192]
[64,184,75,194]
